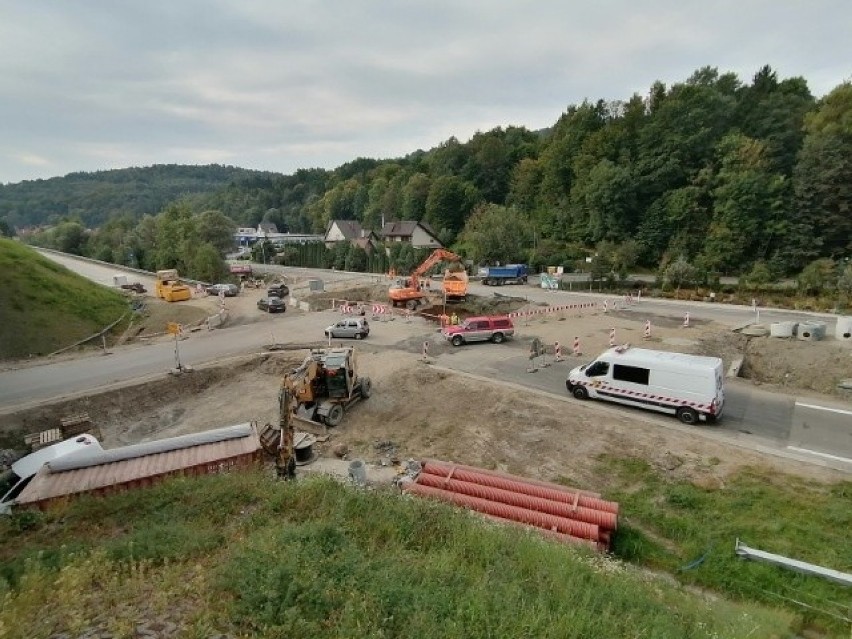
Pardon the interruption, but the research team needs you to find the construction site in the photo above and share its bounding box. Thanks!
[3,264,851,490]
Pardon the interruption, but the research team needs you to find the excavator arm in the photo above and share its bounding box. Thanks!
[275,386,296,479]
[405,248,462,290]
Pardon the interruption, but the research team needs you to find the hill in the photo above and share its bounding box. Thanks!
[0,164,266,229]
[0,240,129,359]
[0,472,798,638]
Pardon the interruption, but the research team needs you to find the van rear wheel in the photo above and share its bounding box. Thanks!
[491,332,504,343]
[572,386,589,400]
[451,335,463,347]
[677,407,699,425]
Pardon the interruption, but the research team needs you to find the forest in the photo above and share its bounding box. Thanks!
[1,66,850,287]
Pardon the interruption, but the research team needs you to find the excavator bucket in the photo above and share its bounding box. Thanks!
[257,422,281,457]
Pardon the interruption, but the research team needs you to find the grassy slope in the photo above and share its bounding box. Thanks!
[0,239,129,359]
[0,472,813,639]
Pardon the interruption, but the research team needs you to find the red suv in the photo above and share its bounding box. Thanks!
[442,315,515,346]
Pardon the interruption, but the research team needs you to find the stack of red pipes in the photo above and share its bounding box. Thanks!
[403,459,619,552]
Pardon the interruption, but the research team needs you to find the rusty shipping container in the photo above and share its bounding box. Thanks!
[13,423,264,511]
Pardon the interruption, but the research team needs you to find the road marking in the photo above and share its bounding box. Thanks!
[786,446,852,464]
[794,402,852,416]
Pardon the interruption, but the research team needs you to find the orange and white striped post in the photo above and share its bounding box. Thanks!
[643,320,651,339]
[683,312,690,328]
[603,300,608,313]
[554,341,563,362]
[422,340,429,360]
[573,336,582,356]
[609,328,616,347]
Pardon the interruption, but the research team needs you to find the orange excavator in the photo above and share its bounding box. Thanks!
[389,248,464,309]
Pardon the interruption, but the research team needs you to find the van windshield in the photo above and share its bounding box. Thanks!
[585,361,609,377]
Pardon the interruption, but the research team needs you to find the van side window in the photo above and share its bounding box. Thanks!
[613,364,650,385]
[586,361,609,377]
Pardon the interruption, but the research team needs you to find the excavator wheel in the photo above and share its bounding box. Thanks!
[406,299,418,311]
[359,377,372,399]
[324,404,345,427]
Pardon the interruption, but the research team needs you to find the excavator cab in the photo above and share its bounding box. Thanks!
[323,350,351,399]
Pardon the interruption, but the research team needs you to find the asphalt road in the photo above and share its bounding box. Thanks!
[7,253,850,471]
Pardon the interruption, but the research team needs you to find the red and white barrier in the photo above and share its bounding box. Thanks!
[422,340,429,359]
[643,320,651,339]
[573,336,582,356]
[609,328,616,347]
[508,302,597,319]
[683,312,690,328]
[554,341,563,362]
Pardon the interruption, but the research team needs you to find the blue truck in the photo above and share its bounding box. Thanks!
[481,264,529,286]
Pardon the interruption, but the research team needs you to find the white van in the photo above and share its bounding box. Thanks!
[565,346,724,424]
[0,434,101,514]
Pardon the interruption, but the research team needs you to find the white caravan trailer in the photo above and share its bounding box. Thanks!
[565,346,724,424]
[0,434,101,514]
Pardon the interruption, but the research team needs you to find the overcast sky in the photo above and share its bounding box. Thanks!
[1,1,850,185]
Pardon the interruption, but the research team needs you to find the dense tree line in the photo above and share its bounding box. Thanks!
[28,205,234,283]
[4,66,851,284]
[0,164,265,229]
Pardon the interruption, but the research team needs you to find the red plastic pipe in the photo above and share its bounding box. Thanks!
[421,461,619,517]
[403,481,599,541]
[421,458,600,497]
[479,514,599,550]
[416,472,618,530]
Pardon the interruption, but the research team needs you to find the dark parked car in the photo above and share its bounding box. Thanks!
[257,296,286,313]
[267,283,290,298]
[206,283,239,297]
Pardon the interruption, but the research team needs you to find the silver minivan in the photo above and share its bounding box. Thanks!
[325,317,370,340]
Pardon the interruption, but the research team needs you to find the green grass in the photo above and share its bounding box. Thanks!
[0,239,130,358]
[0,471,803,639]
[598,455,852,635]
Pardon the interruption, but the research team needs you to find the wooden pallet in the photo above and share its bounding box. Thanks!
[23,428,62,451]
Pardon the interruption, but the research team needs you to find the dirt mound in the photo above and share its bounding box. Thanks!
[697,331,851,395]
[305,284,389,310]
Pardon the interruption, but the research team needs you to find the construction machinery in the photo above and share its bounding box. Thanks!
[389,248,465,309]
[155,269,192,302]
[258,347,371,478]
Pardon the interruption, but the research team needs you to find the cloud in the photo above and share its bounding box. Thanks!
[14,153,51,167]
[1,0,850,184]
